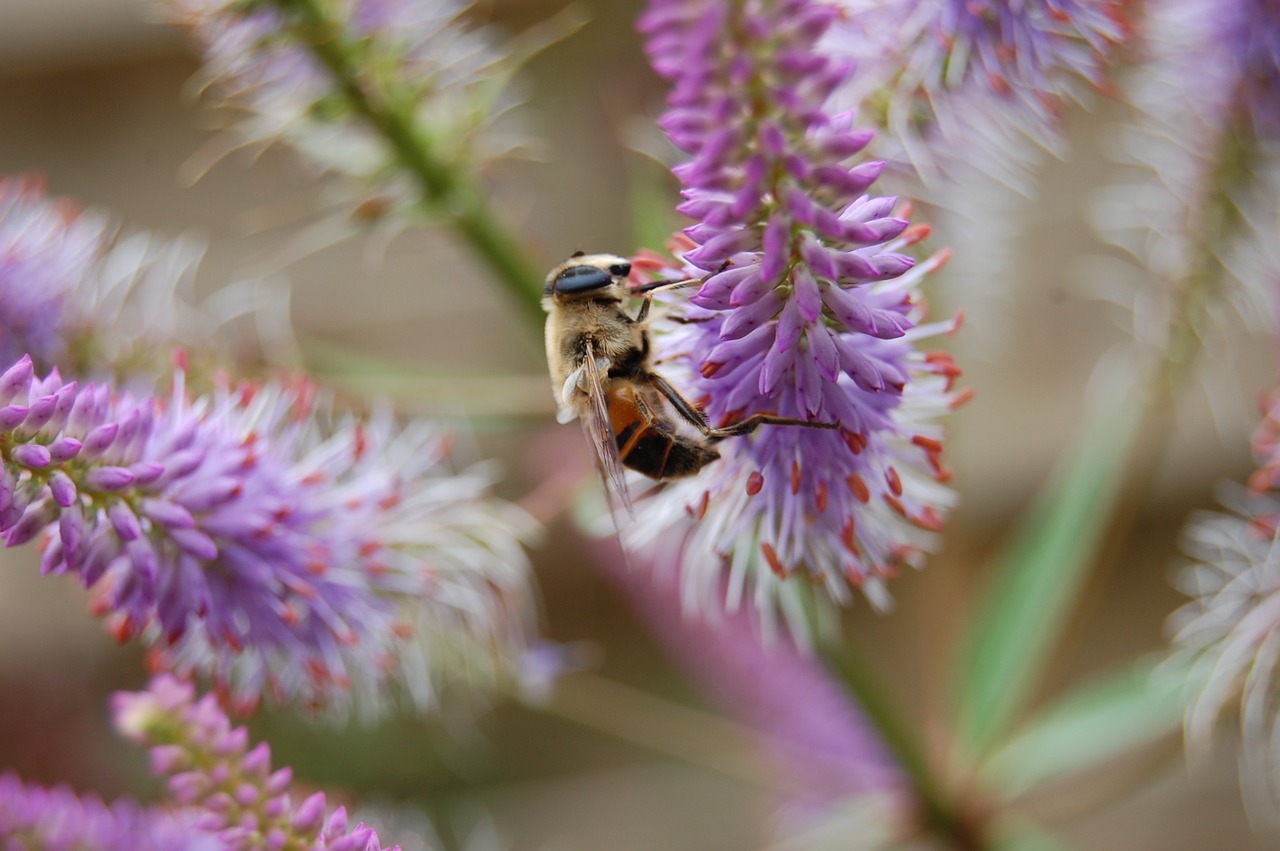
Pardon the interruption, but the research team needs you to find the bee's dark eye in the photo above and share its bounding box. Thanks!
[608,261,631,277]
[554,265,613,295]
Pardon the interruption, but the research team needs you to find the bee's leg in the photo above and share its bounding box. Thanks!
[560,364,588,405]
[646,373,713,429]
[631,260,729,298]
[703,412,841,438]
[633,279,700,324]
[648,373,839,438]
[634,297,653,325]
[632,276,699,295]
[632,262,733,322]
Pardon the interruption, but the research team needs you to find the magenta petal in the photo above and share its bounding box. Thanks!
[86,466,136,491]
[49,471,78,508]
[759,343,797,397]
[760,216,791,283]
[794,265,822,322]
[5,499,55,546]
[795,350,825,417]
[108,501,143,541]
[0,355,33,404]
[0,405,29,430]
[292,792,327,834]
[808,323,840,381]
[720,290,784,339]
[171,527,219,561]
[706,322,773,362]
[822,283,875,334]
[141,498,195,529]
[729,269,771,307]
[81,422,120,458]
[12,443,52,469]
[775,296,806,353]
[48,437,82,462]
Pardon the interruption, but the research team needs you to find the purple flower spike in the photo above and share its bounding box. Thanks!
[111,675,403,850]
[0,358,537,717]
[633,0,966,635]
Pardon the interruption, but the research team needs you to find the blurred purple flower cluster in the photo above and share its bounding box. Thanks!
[0,773,220,851]
[114,675,404,850]
[1208,0,1280,140]
[823,0,1130,177]
[1169,386,1280,806]
[0,676,409,849]
[1092,0,1280,361]
[631,0,964,633]
[0,354,535,718]
[0,175,209,376]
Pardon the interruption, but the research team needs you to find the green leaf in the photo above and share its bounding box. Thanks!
[989,819,1075,851]
[980,658,1185,798]
[953,364,1146,756]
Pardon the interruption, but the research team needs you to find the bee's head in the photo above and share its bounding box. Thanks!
[545,253,632,298]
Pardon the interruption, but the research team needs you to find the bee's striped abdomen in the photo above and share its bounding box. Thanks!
[607,386,719,480]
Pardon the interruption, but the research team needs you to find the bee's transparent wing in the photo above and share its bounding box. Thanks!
[581,338,634,515]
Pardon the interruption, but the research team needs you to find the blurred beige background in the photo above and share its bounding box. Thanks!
[0,1,1276,848]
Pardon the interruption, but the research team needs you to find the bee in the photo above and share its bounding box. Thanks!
[543,252,838,508]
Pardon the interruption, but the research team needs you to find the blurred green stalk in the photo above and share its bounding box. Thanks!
[269,0,547,324]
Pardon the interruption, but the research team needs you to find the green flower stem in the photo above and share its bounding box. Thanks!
[268,0,546,325]
[823,643,990,851]
[1160,128,1258,393]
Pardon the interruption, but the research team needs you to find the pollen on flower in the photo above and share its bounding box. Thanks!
[109,614,137,645]
[950,386,977,409]
[901,224,932,245]
[915,507,946,532]
[847,474,871,503]
[761,542,788,578]
[874,560,901,580]
[885,466,903,497]
[883,494,907,517]
[844,562,865,585]
[354,423,368,460]
[840,519,859,554]
[686,490,711,520]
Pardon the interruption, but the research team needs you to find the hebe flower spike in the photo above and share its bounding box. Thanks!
[0,356,536,718]
[631,0,965,637]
